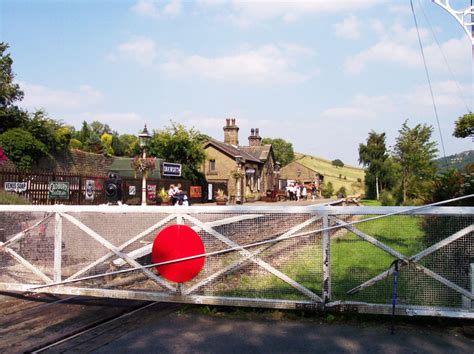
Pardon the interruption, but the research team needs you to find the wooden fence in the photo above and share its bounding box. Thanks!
[0,169,205,205]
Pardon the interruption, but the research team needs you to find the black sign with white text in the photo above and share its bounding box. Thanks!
[162,162,182,177]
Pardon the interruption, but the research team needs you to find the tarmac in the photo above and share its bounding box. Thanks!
[91,310,474,354]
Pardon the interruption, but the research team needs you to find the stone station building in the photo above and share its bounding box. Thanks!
[202,119,277,203]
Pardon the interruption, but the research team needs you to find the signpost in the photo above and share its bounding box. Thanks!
[162,162,182,177]
[4,182,27,193]
[48,181,69,200]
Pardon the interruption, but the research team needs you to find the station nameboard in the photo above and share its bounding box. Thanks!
[162,162,182,177]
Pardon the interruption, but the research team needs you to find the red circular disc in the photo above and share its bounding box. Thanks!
[151,224,205,283]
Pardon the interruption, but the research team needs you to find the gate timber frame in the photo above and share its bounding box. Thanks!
[0,203,473,319]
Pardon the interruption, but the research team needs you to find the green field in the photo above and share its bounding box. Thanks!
[217,214,450,306]
[295,153,365,196]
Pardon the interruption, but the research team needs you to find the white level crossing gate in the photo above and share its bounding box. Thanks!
[0,202,473,318]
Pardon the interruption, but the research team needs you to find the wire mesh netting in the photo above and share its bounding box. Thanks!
[0,206,472,315]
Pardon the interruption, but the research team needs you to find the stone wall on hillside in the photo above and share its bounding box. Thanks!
[0,150,114,177]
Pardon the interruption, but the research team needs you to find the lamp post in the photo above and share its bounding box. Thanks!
[138,124,152,206]
[235,155,243,204]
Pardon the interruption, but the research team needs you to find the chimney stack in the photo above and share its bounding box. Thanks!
[223,118,239,145]
[248,127,262,146]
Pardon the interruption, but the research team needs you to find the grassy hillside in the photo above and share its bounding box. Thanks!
[434,150,473,171]
[295,153,365,196]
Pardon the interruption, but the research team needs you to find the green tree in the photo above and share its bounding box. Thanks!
[336,186,347,198]
[331,159,344,168]
[393,121,438,203]
[322,181,334,198]
[100,133,114,156]
[118,134,139,157]
[453,112,474,139]
[358,131,397,200]
[261,137,294,166]
[90,121,111,136]
[0,42,29,134]
[430,164,473,206]
[148,122,206,180]
[0,42,23,108]
[0,128,48,171]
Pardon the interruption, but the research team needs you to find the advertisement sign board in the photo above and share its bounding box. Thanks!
[48,181,70,200]
[85,180,95,200]
[147,184,157,200]
[4,182,27,193]
[190,186,202,198]
[162,162,182,177]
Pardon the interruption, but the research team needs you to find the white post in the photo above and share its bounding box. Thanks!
[141,150,147,206]
[54,212,62,282]
[322,215,331,303]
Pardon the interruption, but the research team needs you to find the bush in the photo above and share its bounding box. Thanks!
[0,128,48,171]
[322,182,334,198]
[380,191,396,206]
[336,186,347,198]
[0,191,30,205]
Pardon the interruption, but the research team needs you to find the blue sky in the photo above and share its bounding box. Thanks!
[1,0,472,166]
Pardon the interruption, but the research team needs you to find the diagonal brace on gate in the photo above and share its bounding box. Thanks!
[59,213,175,291]
[183,214,323,303]
[66,214,177,281]
[183,216,323,296]
[0,214,54,284]
[330,217,474,300]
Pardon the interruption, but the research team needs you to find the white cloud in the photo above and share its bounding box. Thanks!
[345,20,470,74]
[199,0,379,26]
[81,112,145,125]
[160,44,318,84]
[334,14,361,40]
[320,80,470,123]
[131,0,182,18]
[18,81,102,111]
[117,37,157,66]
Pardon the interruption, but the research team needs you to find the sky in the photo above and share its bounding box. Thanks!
[1,0,472,166]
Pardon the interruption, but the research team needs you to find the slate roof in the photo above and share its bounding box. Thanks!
[204,139,261,163]
[240,145,272,162]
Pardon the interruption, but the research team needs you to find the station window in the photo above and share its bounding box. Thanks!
[209,159,216,173]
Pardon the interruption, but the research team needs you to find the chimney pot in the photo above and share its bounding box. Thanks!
[226,118,230,126]
[231,118,235,125]
[251,128,255,136]
[255,128,259,136]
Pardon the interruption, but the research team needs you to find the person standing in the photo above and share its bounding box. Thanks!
[168,184,176,205]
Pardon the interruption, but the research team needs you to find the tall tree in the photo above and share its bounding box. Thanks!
[453,112,474,139]
[148,122,206,180]
[261,137,294,166]
[393,121,438,203]
[358,131,395,200]
[0,42,23,108]
[0,42,28,134]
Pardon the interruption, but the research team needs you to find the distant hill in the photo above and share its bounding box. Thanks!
[294,153,365,196]
[434,150,473,171]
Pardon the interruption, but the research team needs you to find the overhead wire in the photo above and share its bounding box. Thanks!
[417,0,471,113]
[410,0,449,168]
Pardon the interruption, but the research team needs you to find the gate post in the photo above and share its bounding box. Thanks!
[54,212,62,282]
[322,215,331,304]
